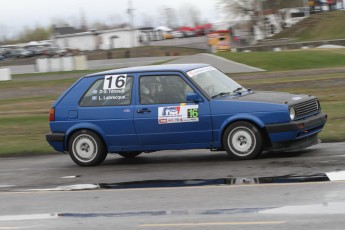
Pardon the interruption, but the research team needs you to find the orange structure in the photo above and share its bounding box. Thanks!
[207,30,231,52]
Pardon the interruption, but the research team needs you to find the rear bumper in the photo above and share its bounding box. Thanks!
[46,132,65,142]
[46,132,65,152]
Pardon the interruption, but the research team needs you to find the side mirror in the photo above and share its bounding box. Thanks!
[186,93,203,103]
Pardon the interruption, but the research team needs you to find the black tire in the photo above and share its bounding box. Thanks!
[223,121,263,160]
[68,130,107,166]
[118,152,142,159]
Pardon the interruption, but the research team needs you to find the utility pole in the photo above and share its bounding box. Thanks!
[127,0,135,56]
[165,8,172,28]
[303,0,310,17]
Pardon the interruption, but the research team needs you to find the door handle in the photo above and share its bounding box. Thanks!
[137,108,151,113]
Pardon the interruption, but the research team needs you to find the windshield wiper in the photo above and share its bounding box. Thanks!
[212,92,231,99]
[232,87,243,94]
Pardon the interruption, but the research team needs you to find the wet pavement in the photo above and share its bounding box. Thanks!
[1,142,345,229]
[1,142,345,192]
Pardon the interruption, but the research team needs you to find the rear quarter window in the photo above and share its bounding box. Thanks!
[79,75,133,107]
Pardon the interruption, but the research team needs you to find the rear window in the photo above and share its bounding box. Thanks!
[79,75,133,107]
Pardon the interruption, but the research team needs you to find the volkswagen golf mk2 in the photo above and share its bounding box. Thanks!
[46,64,327,166]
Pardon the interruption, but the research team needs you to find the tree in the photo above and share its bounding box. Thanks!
[218,0,260,31]
[264,0,304,27]
[219,0,305,37]
[164,8,178,28]
[178,3,202,26]
[141,13,154,27]
[0,24,9,42]
[4,25,51,44]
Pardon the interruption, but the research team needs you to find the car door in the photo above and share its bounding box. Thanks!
[134,72,212,148]
[77,75,139,152]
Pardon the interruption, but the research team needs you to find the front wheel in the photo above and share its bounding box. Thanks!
[68,130,107,166]
[223,121,263,160]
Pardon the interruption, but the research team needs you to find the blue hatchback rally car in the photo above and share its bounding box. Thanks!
[46,64,327,166]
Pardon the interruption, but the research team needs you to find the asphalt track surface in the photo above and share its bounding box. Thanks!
[1,142,345,229]
[1,142,344,192]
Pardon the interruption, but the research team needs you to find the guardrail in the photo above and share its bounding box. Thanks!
[36,55,88,73]
[0,68,11,81]
[234,38,345,52]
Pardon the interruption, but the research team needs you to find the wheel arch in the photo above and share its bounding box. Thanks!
[64,123,108,152]
[219,115,270,149]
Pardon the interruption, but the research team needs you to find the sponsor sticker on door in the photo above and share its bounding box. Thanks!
[158,105,199,124]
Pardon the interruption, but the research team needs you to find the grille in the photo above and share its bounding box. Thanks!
[293,99,319,120]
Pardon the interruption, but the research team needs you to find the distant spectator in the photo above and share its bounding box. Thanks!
[270,24,275,34]
[328,0,334,10]
[309,0,315,12]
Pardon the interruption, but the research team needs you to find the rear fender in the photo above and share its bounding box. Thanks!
[64,123,108,151]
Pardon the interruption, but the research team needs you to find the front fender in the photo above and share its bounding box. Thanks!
[217,114,265,143]
[64,122,109,150]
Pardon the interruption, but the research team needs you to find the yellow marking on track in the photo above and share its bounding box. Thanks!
[140,221,287,227]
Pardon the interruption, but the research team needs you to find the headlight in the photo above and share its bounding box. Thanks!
[289,107,296,120]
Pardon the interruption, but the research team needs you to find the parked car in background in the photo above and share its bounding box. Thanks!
[46,64,327,166]
[26,46,48,56]
[171,31,184,38]
[182,31,195,37]
[5,48,33,58]
[43,46,68,57]
[0,55,5,61]
[163,32,173,39]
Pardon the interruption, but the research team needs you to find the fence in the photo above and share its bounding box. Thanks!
[0,68,11,81]
[36,55,88,73]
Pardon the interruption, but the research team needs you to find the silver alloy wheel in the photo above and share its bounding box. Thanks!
[72,134,98,163]
[228,126,256,157]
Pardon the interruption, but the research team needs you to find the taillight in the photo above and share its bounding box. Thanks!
[49,108,55,121]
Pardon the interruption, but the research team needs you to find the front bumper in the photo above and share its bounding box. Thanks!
[265,113,327,150]
[266,113,327,134]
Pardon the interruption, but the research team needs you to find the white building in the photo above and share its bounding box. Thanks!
[52,27,163,51]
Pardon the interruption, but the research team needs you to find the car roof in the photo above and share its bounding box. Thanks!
[85,63,210,77]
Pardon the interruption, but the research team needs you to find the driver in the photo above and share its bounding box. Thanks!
[140,78,160,104]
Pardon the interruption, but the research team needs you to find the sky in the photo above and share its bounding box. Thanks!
[0,0,220,38]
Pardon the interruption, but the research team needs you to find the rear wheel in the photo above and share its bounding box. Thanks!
[118,152,142,159]
[68,130,107,166]
[223,121,263,160]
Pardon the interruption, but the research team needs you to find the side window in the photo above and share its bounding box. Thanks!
[140,75,194,105]
[79,76,133,107]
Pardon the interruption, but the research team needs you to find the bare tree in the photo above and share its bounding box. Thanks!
[156,5,178,28]
[164,8,178,28]
[141,13,154,27]
[264,0,304,27]
[0,24,8,42]
[219,0,305,37]
[107,15,124,28]
[188,6,201,26]
[219,0,258,27]
[51,17,71,27]
[179,3,202,26]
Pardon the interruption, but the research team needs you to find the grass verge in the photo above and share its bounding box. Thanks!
[217,49,345,71]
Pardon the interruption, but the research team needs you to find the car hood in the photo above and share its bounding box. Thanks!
[222,91,316,105]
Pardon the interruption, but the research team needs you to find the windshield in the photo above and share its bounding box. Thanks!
[187,66,245,98]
